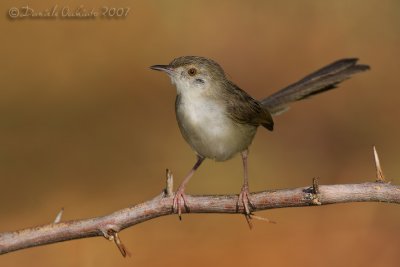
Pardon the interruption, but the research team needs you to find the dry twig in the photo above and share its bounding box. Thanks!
[0,147,399,256]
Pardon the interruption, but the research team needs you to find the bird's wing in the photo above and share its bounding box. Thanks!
[222,81,274,131]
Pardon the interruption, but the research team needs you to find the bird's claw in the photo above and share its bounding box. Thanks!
[238,185,253,214]
[173,190,188,220]
[238,185,254,228]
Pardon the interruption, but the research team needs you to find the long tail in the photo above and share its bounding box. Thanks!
[261,58,370,115]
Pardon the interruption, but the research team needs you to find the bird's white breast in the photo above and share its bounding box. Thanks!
[176,89,256,161]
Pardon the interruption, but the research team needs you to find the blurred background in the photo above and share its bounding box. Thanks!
[1,0,399,266]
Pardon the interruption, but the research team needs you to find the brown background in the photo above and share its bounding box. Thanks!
[1,0,399,266]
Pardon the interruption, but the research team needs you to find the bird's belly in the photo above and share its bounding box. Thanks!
[176,99,257,161]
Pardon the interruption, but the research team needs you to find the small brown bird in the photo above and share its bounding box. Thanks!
[150,56,369,220]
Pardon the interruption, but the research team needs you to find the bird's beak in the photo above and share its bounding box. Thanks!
[150,64,174,75]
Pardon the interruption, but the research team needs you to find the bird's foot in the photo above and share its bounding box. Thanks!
[172,187,188,220]
[237,185,254,228]
[238,186,276,228]
[238,185,253,215]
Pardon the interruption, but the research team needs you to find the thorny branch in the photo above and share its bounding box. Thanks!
[0,147,399,256]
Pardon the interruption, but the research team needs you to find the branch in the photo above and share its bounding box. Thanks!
[0,148,399,256]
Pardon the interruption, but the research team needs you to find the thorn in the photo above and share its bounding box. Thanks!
[53,208,64,224]
[113,232,130,258]
[106,229,131,258]
[312,177,320,194]
[311,178,321,205]
[164,169,174,197]
[373,146,386,183]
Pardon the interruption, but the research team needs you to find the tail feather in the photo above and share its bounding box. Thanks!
[261,58,370,115]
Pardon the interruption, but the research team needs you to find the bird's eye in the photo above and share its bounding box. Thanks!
[188,68,197,76]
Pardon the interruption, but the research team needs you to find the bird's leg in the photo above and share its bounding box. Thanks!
[173,156,205,219]
[238,149,253,221]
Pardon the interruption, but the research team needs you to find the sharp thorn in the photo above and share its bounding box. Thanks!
[53,207,64,224]
[373,146,385,182]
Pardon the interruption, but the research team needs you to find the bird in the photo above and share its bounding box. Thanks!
[150,56,369,220]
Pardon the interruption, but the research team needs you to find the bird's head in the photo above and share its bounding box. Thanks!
[150,56,226,95]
